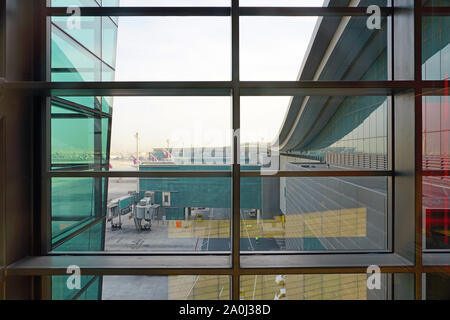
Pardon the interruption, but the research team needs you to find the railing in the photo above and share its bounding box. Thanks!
[325,152,387,170]
[423,155,450,171]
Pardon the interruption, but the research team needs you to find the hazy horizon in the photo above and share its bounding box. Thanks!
[110,0,323,153]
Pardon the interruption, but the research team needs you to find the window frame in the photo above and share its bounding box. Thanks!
[1,0,450,300]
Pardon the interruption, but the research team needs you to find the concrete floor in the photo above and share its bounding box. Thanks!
[102,276,168,300]
[104,213,198,251]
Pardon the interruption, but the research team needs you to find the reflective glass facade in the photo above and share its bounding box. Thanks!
[49,0,117,300]
[421,15,449,250]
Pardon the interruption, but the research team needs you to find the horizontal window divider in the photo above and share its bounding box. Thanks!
[6,256,233,276]
[422,266,450,274]
[238,267,415,275]
[239,7,393,16]
[48,171,232,178]
[422,170,449,177]
[51,97,111,119]
[51,164,109,172]
[240,250,392,255]
[241,253,414,269]
[423,249,450,254]
[47,7,232,17]
[49,251,232,256]
[46,6,394,17]
[51,216,105,251]
[3,80,447,97]
[6,255,416,277]
[47,170,392,178]
[423,253,450,267]
[3,81,232,96]
[240,170,393,177]
[49,250,390,257]
[240,81,447,96]
[421,7,450,15]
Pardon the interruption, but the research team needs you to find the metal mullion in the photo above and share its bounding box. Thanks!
[422,266,450,273]
[52,95,112,119]
[47,7,232,17]
[45,6,395,17]
[421,7,450,15]
[414,0,423,300]
[422,170,449,176]
[5,81,233,96]
[10,268,235,277]
[240,170,393,178]
[5,80,450,96]
[42,98,52,257]
[6,265,415,277]
[238,267,415,275]
[51,164,109,171]
[239,7,393,17]
[0,0,5,78]
[51,216,105,251]
[231,0,240,301]
[47,171,232,178]
[0,117,5,300]
[240,250,391,255]
[50,251,231,256]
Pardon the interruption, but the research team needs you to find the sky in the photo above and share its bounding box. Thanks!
[110,0,324,153]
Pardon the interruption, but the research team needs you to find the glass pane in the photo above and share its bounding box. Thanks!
[423,273,450,300]
[102,17,118,68]
[103,275,230,300]
[53,221,105,251]
[51,275,230,300]
[51,103,110,169]
[422,16,450,80]
[107,97,231,171]
[51,10,118,82]
[241,96,388,171]
[51,16,230,81]
[240,274,391,300]
[423,176,450,249]
[52,25,102,82]
[241,15,388,80]
[52,176,232,252]
[52,275,100,300]
[422,96,449,171]
[106,177,231,252]
[51,178,106,245]
[424,0,450,7]
[240,177,388,252]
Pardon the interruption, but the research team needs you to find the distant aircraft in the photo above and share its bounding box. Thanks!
[163,150,173,161]
[131,155,142,166]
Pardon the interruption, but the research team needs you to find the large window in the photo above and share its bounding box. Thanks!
[0,0,449,301]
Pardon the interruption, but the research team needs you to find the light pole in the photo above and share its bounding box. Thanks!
[135,132,139,193]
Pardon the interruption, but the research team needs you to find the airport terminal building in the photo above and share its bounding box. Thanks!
[0,0,449,300]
